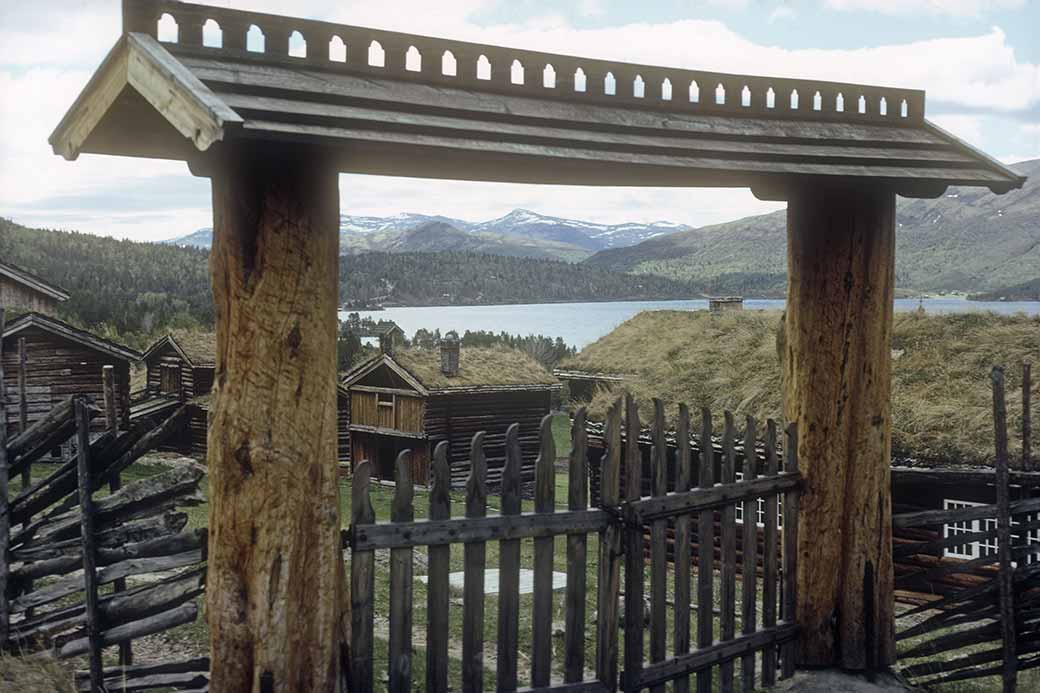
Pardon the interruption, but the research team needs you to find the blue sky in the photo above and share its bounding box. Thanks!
[0,0,1037,241]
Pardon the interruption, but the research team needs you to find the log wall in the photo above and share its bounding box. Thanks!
[0,277,61,315]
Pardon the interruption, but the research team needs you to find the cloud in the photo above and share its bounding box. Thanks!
[823,0,1025,17]
[769,6,798,22]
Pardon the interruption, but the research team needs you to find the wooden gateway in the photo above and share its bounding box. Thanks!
[341,341,558,487]
[1,312,139,439]
[52,0,1026,686]
[0,260,70,317]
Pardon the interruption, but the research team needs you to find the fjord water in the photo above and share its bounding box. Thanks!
[341,298,1040,349]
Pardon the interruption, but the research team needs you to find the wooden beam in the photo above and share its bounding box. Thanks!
[76,397,104,691]
[783,183,896,669]
[207,145,342,693]
[0,309,8,647]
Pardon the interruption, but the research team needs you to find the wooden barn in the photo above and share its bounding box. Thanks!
[1,312,139,440]
[341,340,559,487]
[0,260,70,316]
[137,331,352,462]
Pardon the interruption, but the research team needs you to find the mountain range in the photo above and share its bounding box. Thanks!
[164,159,1038,295]
[164,209,691,261]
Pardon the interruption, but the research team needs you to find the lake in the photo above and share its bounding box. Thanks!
[341,298,1040,349]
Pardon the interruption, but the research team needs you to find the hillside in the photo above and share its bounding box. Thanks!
[970,277,1040,302]
[164,208,691,261]
[562,310,1039,466]
[1,220,706,336]
[586,159,1040,294]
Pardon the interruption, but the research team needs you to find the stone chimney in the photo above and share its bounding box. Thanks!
[379,331,395,356]
[440,331,460,377]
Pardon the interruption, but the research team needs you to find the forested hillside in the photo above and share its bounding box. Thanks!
[2,220,705,340]
[0,218,213,341]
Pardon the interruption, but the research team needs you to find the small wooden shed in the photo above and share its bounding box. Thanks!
[342,344,558,487]
[1,312,139,439]
[0,260,70,316]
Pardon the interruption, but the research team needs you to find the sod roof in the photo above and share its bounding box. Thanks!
[142,330,217,368]
[392,346,559,392]
[560,309,1039,467]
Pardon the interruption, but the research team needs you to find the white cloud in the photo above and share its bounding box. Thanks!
[823,0,1025,17]
[769,6,798,22]
[929,114,986,144]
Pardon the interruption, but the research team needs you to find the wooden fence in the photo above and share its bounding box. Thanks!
[0,309,208,693]
[894,365,1039,691]
[346,395,802,692]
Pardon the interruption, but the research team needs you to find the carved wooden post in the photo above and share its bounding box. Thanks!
[206,146,343,693]
[783,183,896,669]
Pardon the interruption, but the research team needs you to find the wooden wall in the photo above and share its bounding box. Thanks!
[145,345,197,398]
[425,389,552,490]
[350,390,424,433]
[351,430,429,484]
[0,277,61,315]
[1,326,131,437]
[337,390,350,466]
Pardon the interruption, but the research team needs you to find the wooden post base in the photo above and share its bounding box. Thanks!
[783,183,897,670]
[207,148,343,692]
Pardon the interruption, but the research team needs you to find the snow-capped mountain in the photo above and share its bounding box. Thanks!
[161,209,692,258]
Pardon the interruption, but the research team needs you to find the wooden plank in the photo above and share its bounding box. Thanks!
[103,363,131,667]
[58,603,198,659]
[625,475,800,523]
[532,414,557,688]
[991,367,1017,693]
[893,497,1040,529]
[427,443,451,693]
[18,337,29,487]
[349,461,375,693]
[76,397,103,692]
[628,624,800,690]
[352,508,610,549]
[696,407,715,693]
[565,408,589,684]
[462,432,487,693]
[623,394,645,690]
[596,401,623,691]
[781,424,799,679]
[649,399,668,693]
[740,416,759,692]
[673,403,692,693]
[0,309,7,647]
[498,423,523,691]
[389,451,414,693]
[720,411,738,691]
[761,420,780,687]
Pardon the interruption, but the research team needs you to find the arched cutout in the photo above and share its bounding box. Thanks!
[202,19,222,48]
[511,59,524,85]
[368,41,385,67]
[836,92,845,112]
[900,99,909,118]
[689,80,700,103]
[879,96,888,116]
[246,24,264,53]
[543,64,556,88]
[329,36,346,62]
[813,91,822,111]
[715,83,725,105]
[574,67,587,92]
[442,50,457,76]
[661,78,672,101]
[766,87,776,109]
[288,30,306,58]
[741,85,751,107]
[858,95,866,114]
[633,74,645,98]
[604,72,616,95]
[790,89,799,109]
[476,55,491,80]
[406,45,421,72]
[157,13,178,43]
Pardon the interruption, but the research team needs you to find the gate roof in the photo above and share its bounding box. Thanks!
[51,0,1025,198]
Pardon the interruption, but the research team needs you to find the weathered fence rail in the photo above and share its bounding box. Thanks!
[894,365,1040,692]
[346,395,802,692]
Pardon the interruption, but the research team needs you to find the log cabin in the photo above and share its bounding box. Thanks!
[137,331,352,461]
[0,260,70,316]
[341,338,559,488]
[1,312,139,441]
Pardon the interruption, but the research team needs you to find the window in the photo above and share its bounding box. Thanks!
[942,499,1036,564]
[734,471,781,529]
[377,392,394,407]
[943,499,986,559]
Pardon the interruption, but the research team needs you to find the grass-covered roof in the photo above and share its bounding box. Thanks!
[560,309,1039,467]
[394,346,558,391]
[170,330,216,367]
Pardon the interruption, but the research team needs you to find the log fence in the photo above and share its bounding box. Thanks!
[346,395,802,691]
[0,320,207,693]
[894,364,1040,691]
